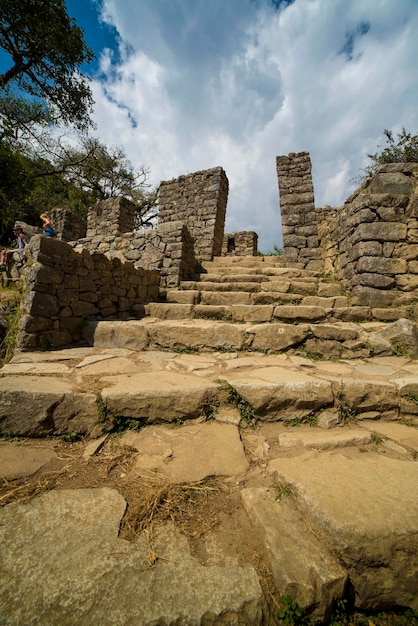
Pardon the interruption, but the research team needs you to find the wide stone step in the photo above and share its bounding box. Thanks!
[198,274,266,283]
[82,316,418,363]
[3,343,418,435]
[204,256,286,267]
[156,297,411,325]
[180,281,262,293]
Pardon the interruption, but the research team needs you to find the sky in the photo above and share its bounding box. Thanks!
[51,1,418,250]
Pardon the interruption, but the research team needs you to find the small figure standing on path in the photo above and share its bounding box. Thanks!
[40,214,56,237]
[0,225,28,268]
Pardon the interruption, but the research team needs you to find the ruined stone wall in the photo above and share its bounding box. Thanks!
[276,152,321,270]
[222,231,258,256]
[316,163,418,306]
[50,208,87,242]
[73,221,198,289]
[158,167,229,261]
[17,236,159,351]
[86,197,135,237]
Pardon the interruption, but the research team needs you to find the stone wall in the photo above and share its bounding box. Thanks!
[50,208,87,242]
[158,167,229,261]
[87,197,135,237]
[222,231,258,256]
[16,236,159,351]
[276,151,321,270]
[72,220,198,290]
[316,163,418,306]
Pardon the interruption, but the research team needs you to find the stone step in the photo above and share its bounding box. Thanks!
[203,256,287,267]
[148,299,410,325]
[1,346,418,621]
[83,316,417,361]
[201,261,320,277]
[181,281,262,293]
[179,277,344,299]
[3,345,418,434]
[198,274,266,283]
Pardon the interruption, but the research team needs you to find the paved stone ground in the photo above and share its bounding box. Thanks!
[1,348,418,624]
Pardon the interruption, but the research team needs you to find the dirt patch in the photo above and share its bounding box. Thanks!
[0,434,282,621]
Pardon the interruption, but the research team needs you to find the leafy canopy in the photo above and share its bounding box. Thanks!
[0,0,95,131]
[366,128,418,176]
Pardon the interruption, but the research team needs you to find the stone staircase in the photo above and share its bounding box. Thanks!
[153,255,410,321]
[2,254,418,624]
[86,255,413,361]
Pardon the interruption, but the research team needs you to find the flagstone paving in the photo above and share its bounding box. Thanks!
[1,347,418,624]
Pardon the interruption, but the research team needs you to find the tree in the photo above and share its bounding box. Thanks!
[0,133,158,246]
[53,136,158,226]
[0,0,94,131]
[366,128,418,176]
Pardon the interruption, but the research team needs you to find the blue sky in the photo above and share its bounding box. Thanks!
[18,1,418,251]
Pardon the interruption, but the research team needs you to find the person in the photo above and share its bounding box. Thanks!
[40,213,56,237]
[0,225,28,267]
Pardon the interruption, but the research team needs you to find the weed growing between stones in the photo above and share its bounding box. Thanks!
[276,594,418,626]
[275,485,295,500]
[336,383,356,424]
[96,393,143,433]
[59,432,82,443]
[284,413,318,427]
[0,431,20,442]
[406,393,418,405]
[370,432,386,445]
[219,381,256,426]
[202,400,220,421]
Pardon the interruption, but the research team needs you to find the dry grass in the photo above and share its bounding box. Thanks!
[118,477,225,541]
[0,465,72,506]
[0,439,225,546]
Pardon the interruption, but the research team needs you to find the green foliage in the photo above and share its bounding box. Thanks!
[275,484,294,500]
[277,596,312,625]
[284,412,318,427]
[0,132,155,245]
[259,244,284,256]
[59,432,81,443]
[370,432,386,445]
[365,128,418,176]
[220,381,256,426]
[96,393,143,433]
[202,401,220,421]
[0,0,94,131]
[1,431,20,442]
[336,383,356,424]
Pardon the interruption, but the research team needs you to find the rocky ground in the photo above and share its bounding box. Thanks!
[1,345,418,625]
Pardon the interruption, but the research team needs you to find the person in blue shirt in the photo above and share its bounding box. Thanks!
[0,225,28,267]
[40,214,56,237]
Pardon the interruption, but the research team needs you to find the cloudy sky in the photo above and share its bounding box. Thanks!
[65,0,418,252]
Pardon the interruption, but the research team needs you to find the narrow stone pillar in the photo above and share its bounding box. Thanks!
[276,151,321,270]
[50,208,87,242]
[86,197,135,237]
[158,167,229,261]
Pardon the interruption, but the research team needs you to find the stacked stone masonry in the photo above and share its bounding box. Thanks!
[158,167,229,261]
[16,236,159,351]
[86,197,135,238]
[72,220,198,290]
[50,208,87,242]
[315,163,418,307]
[222,231,258,256]
[276,151,321,271]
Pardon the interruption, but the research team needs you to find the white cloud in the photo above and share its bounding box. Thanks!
[88,0,418,252]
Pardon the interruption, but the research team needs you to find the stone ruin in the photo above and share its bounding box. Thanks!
[8,152,418,350]
[276,151,418,308]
